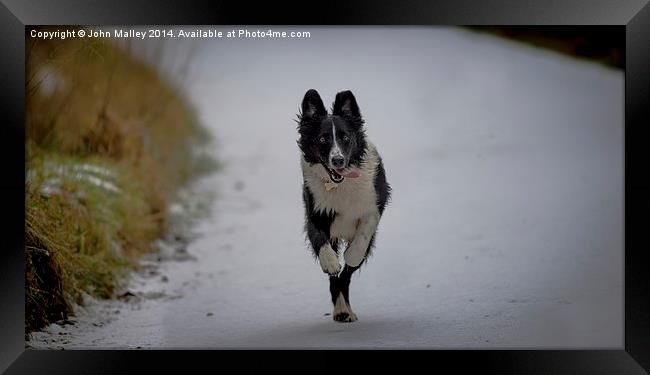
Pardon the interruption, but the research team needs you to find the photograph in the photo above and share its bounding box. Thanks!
[23,25,625,350]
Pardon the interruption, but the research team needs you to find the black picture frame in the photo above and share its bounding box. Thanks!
[2,0,649,373]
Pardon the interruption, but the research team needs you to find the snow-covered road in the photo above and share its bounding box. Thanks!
[29,27,623,349]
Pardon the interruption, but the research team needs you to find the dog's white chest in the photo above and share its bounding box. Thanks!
[330,213,361,242]
[301,144,380,241]
[318,184,377,241]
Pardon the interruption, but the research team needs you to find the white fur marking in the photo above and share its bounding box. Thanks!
[318,244,340,275]
[329,120,343,163]
[333,293,349,315]
[333,293,357,322]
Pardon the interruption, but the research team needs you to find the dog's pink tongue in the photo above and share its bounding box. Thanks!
[337,169,359,178]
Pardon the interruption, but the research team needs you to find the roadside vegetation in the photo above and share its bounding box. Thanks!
[25,29,217,333]
[465,26,624,69]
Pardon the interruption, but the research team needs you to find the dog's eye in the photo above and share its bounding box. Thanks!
[319,136,326,144]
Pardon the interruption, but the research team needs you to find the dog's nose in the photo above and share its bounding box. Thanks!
[331,156,345,168]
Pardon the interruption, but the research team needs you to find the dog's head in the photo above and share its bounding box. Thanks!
[297,89,367,183]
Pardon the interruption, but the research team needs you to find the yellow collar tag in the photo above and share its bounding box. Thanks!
[324,180,338,191]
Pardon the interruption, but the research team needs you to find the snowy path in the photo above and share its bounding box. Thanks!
[29,27,623,349]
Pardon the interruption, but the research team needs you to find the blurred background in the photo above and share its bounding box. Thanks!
[467,26,624,69]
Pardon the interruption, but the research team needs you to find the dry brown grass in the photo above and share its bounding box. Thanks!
[25,28,214,333]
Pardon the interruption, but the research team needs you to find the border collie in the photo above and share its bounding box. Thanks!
[297,89,391,322]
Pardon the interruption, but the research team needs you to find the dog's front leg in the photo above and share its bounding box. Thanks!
[318,243,340,276]
[344,212,380,267]
[306,218,340,276]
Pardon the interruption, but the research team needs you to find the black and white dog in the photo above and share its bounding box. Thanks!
[297,89,391,322]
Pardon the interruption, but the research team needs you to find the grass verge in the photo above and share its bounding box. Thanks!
[25,29,217,333]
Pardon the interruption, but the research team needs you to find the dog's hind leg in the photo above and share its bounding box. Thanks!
[330,264,360,322]
[331,234,377,322]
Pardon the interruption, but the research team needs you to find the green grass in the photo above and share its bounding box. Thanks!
[26,154,156,330]
[25,29,217,333]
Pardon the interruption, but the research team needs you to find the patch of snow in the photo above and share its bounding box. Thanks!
[38,162,122,195]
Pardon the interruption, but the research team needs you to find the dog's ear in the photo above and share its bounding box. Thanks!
[301,89,327,120]
[333,90,361,117]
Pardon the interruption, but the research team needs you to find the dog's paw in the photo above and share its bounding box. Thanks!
[319,245,341,276]
[333,311,358,323]
[332,293,358,323]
